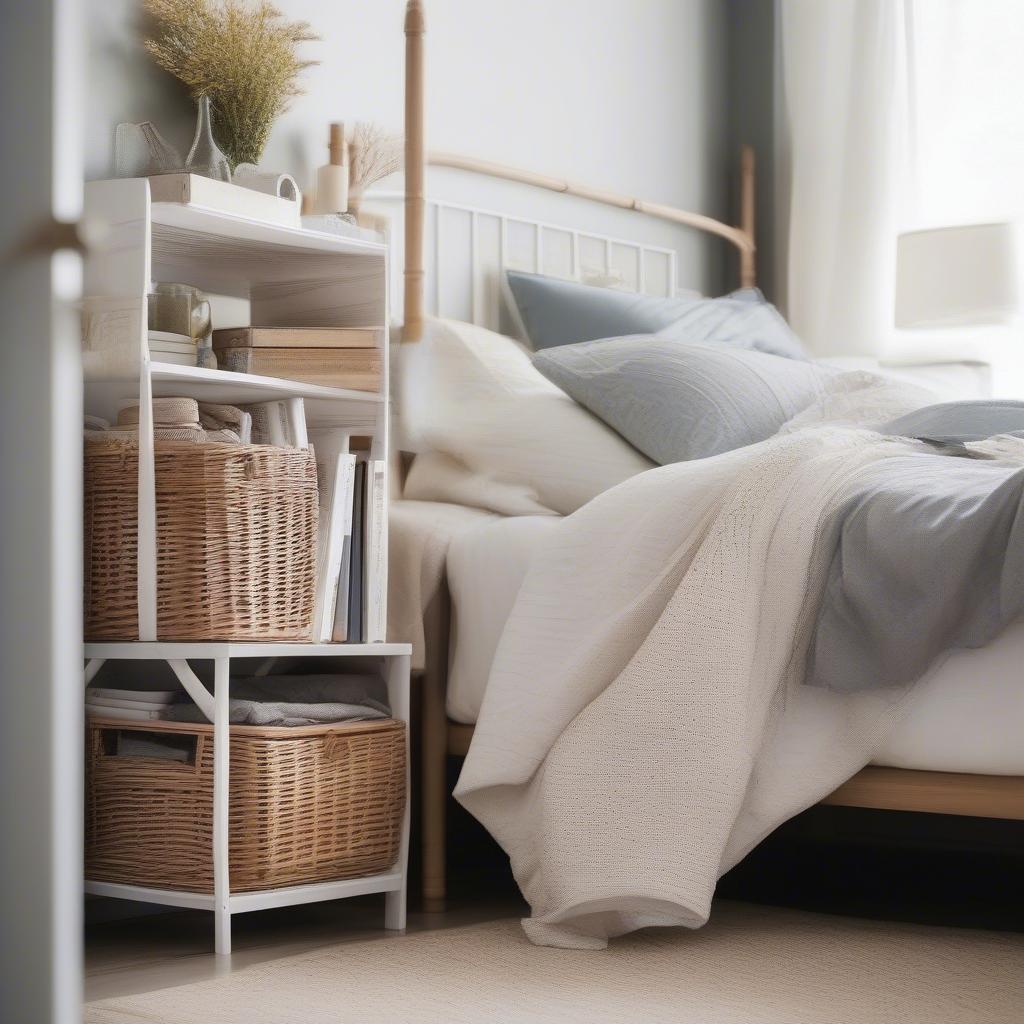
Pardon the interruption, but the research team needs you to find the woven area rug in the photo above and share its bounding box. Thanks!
[86,902,1024,1024]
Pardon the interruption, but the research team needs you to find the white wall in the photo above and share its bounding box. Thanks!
[85,0,735,292]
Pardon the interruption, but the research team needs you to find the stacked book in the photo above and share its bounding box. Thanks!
[308,428,387,643]
[212,327,383,393]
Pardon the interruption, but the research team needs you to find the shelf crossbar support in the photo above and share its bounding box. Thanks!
[83,658,106,686]
[166,659,216,721]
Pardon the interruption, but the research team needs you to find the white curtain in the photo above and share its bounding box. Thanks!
[779,0,1024,362]
[779,0,909,357]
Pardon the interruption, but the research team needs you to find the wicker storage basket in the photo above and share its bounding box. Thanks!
[84,439,318,640]
[85,717,406,893]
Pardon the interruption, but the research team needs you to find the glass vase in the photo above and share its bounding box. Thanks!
[185,96,231,182]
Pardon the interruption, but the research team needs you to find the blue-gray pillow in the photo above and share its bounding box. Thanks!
[881,400,1024,443]
[506,270,807,359]
[533,336,829,465]
[655,288,808,360]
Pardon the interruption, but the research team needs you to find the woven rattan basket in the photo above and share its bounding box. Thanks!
[84,439,318,640]
[85,717,406,893]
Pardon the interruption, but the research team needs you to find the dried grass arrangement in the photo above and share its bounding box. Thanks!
[348,122,404,215]
[144,0,319,169]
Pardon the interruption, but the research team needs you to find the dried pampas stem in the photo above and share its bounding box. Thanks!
[348,122,403,215]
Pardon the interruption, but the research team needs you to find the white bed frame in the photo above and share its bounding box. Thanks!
[397,0,1024,907]
[369,189,682,332]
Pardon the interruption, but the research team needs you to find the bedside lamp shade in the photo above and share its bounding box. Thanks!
[895,223,1020,328]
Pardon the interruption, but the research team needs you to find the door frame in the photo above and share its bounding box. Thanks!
[0,1,85,1021]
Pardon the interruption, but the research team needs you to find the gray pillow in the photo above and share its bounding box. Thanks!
[506,270,807,359]
[533,336,829,465]
[881,400,1024,443]
[655,288,808,360]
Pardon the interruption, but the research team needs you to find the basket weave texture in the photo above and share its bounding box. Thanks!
[84,439,318,640]
[85,717,406,893]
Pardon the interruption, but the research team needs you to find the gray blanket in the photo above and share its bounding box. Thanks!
[807,401,1024,691]
[162,673,390,726]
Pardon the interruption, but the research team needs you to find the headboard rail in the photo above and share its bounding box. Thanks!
[369,191,681,333]
[402,0,755,341]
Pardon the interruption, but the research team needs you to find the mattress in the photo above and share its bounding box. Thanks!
[446,515,1024,775]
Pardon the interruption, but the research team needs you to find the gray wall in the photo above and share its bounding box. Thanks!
[83,0,759,296]
[727,0,777,301]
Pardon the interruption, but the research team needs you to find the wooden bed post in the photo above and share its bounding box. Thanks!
[404,0,448,909]
[739,144,756,288]
[403,0,426,342]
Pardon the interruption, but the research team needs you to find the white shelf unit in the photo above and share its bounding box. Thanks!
[81,179,410,955]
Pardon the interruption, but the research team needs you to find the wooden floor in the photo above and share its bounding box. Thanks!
[85,893,526,1003]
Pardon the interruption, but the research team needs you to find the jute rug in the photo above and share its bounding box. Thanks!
[85,902,1024,1024]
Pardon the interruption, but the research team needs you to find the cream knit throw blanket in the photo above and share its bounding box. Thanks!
[456,374,939,949]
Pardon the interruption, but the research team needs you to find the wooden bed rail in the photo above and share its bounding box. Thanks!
[425,149,758,270]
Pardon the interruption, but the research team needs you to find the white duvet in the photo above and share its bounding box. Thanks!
[455,373,949,949]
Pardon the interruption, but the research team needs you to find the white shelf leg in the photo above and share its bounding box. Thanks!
[384,654,410,931]
[136,356,158,640]
[213,656,232,955]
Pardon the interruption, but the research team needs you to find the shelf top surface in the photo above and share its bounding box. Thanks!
[151,201,387,258]
[145,362,383,403]
[85,641,412,660]
[84,362,385,428]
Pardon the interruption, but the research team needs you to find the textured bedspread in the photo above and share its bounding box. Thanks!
[454,375,1024,948]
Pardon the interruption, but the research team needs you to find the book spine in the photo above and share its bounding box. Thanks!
[347,461,367,643]
[365,460,388,643]
[318,454,356,641]
[329,456,358,642]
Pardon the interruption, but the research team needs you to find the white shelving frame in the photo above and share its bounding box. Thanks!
[81,180,410,955]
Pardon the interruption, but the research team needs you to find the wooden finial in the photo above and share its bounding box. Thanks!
[405,0,425,35]
[329,122,346,167]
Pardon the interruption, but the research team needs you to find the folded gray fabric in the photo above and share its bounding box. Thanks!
[163,700,387,727]
[881,399,1024,443]
[807,445,1024,691]
[116,734,193,761]
[161,673,391,726]
[228,673,388,709]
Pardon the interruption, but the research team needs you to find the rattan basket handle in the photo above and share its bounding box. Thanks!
[94,726,205,775]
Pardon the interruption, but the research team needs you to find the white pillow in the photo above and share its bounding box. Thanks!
[398,318,654,516]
